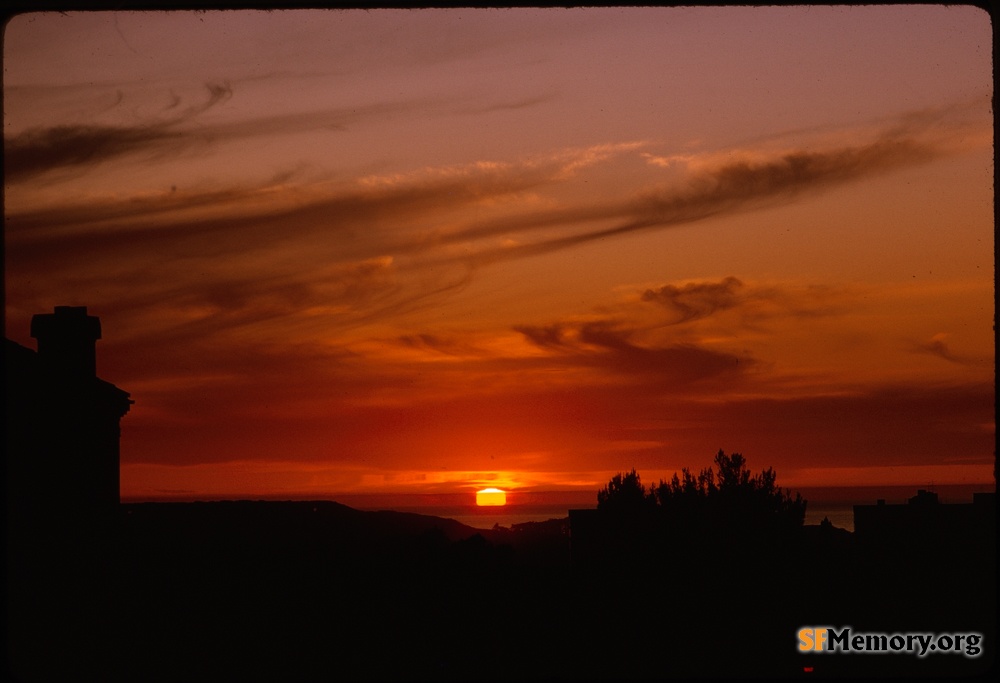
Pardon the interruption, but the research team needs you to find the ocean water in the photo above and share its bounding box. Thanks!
[340,484,994,534]
[338,490,594,531]
[386,506,574,531]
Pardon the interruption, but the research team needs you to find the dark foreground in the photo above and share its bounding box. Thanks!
[6,500,996,681]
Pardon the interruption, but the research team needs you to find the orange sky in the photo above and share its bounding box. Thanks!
[3,7,994,500]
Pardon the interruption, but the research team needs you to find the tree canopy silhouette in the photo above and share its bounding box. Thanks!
[596,469,651,513]
[597,450,806,546]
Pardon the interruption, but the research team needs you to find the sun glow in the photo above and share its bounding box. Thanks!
[475,487,507,506]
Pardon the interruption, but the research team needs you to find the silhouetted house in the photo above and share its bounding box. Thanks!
[853,489,996,558]
[6,308,133,680]
[5,306,132,530]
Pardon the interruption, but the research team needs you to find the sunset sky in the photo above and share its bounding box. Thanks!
[3,7,994,501]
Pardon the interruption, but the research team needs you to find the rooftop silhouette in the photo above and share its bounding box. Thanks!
[6,306,132,526]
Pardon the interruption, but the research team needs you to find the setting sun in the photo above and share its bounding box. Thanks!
[476,488,507,507]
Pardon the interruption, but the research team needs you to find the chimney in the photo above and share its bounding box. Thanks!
[30,306,103,380]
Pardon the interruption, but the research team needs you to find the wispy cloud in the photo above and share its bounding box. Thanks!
[641,276,745,324]
[459,134,944,267]
[912,333,988,368]
[513,318,749,389]
[3,81,446,183]
[3,83,233,182]
[456,93,557,116]
[4,105,984,376]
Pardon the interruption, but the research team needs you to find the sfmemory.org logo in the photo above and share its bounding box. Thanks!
[798,627,983,658]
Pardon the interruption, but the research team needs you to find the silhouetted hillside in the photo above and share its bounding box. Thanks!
[8,490,996,681]
[123,499,488,545]
[109,500,570,682]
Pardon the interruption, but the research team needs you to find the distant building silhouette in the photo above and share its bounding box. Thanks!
[5,306,132,528]
[853,489,996,556]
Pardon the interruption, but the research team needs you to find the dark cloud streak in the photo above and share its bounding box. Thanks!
[2,82,440,183]
[457,93,556,115]
[3,82,233,182]
[641,277,745,324]
[461,135,942,267]
[515,318,748,388]
[4,124,184,183]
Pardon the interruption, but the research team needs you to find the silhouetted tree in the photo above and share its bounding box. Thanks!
[596,469,652,513]
[594,452,806,560]
[723,451,802,520]
[651,450,804,528]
